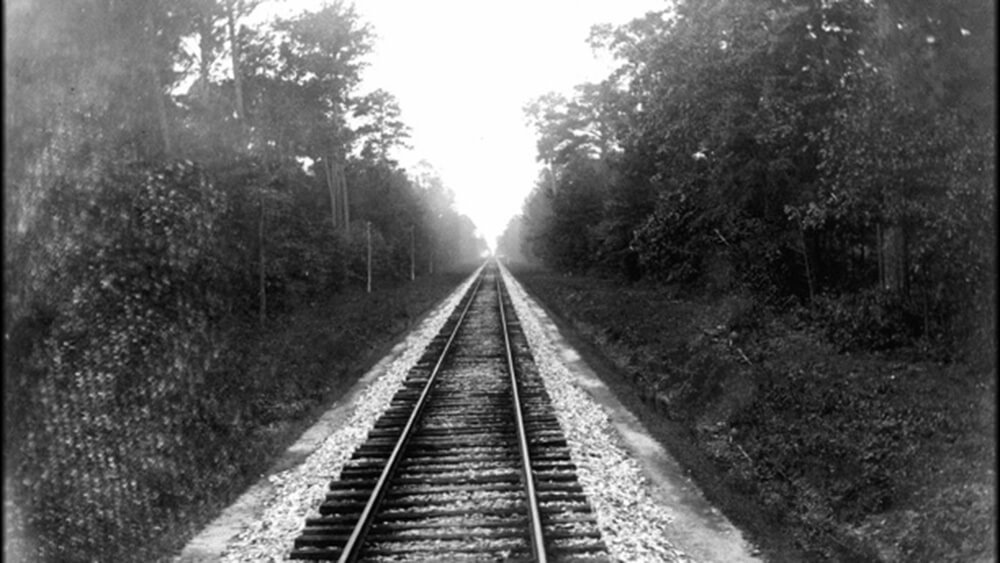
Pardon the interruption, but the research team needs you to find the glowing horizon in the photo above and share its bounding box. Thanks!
[274,0,668,247]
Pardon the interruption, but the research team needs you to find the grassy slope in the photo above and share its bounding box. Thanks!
[512,268,995,562]
[153,270,471,560]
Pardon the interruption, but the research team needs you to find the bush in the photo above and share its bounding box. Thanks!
[813,289,922,352]
[10,160,228,561]
[634,190,711,284]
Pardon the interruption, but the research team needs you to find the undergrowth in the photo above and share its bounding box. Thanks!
[4,271,466,562]
[515,268,995,562]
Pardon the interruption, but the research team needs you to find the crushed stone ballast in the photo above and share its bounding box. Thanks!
[213,261,697,562]
[288,263,608,562]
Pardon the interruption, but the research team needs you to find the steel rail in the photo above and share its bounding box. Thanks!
[496,270,548,563]
[336,268,487,563]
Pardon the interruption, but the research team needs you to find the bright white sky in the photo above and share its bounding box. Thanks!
[276,0,667,248]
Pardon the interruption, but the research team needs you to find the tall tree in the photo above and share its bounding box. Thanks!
[270,1,373,231]
[354,88,411,163]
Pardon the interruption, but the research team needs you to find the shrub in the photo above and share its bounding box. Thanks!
[813,289,922,352]
[11,160,228,561]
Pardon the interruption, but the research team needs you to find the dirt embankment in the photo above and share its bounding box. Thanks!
[512,268,995,562]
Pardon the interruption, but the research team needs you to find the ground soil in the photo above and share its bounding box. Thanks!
[510,266,995,562]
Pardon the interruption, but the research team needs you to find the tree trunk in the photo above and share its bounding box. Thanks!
[258,191,266,328]
[340,164,350,286]
[324,156,350,232]
[366,221,372,293]
[923,288,930,339]
[198,13,213,90]
[877,223,885,290]
[324,158,338,230]
[800,227,815,303]
[145,8,171,156]
[341,163,350,227]
[227,0,245,123]
[151,71,172,155]
[900,224,909,294]
[880,223,907,293]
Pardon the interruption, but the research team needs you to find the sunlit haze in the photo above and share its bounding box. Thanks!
[274,0,667,248]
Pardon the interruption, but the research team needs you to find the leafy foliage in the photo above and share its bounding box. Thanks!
[812,289,921,352]
[506,0,994,355]
[12,160,227,560]
[519,270,995,562]
[501,3,996,561]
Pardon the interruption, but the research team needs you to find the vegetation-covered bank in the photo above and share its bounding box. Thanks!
[5,268,472,562]
[513,267,995,562]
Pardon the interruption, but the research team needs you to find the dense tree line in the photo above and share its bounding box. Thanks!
[4,1,483,559]
[502,0,994,357]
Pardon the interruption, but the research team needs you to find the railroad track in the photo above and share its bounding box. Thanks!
[289,264,610,562]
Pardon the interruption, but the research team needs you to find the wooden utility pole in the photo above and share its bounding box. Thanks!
[410,226,416,281]
[366,221,372,294]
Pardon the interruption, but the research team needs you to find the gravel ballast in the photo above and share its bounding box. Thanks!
[187,263,754,562]
[499,265,692,563]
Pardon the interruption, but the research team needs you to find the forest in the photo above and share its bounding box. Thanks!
[500,0,994,360]
[4,0,484,560]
